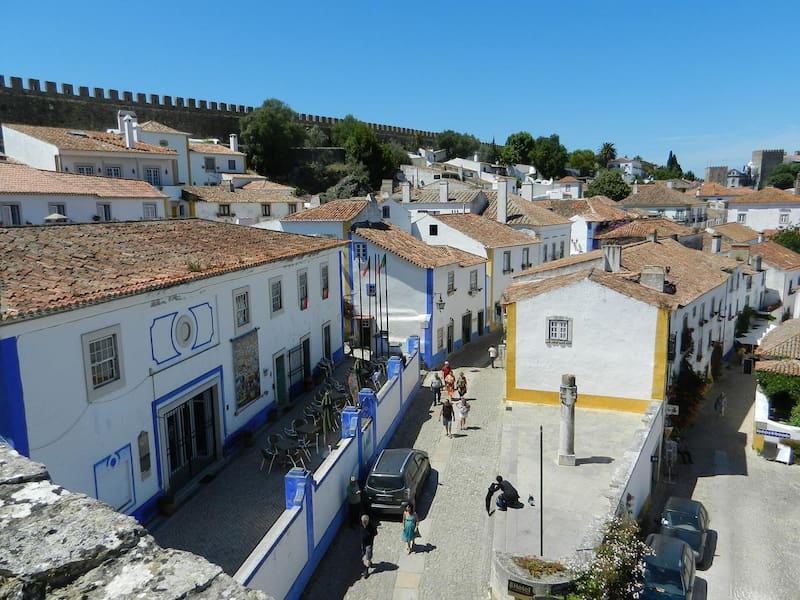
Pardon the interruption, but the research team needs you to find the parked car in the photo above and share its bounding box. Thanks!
[643,533,696,599]
[363,448,430,514]
[659,496,710,566]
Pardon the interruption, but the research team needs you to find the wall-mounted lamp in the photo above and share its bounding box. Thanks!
[435,293,446,312]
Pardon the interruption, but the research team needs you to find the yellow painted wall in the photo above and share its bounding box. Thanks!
[651,308,669,400]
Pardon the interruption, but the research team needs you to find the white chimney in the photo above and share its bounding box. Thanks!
[757,232,765,243]
[402,181,411,203]
[647,229,658,243]
[440,180,449,203]
[633,181,639,194]
[132,120,139,143]
[711,233,721,253]
[521,181,533,201]
[752,254,763,271]
[228,180,235,192]
[640,265,666,292]
[473,152,479,162]
[602,244,621,272]
[497,183,508,224]
[122,115,135,149]
[229,134,239,152]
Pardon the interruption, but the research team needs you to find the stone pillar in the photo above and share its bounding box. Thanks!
[558,374,577,466]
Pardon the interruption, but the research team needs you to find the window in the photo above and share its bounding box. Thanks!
[144,167,161,186]
[737,213,746,224]
[270,277,283,314]
[469,269,478,291]
[382,206,391,219]
[105,166,122,178]
[552,243,557,260]
[522,247,530,268]
[437,327,444,351]
[543,244,548,262]
[0,204,21,226]
[228,159,236,170]
[288,203,298,214]
[559,241,565,259]
[780,212,790,225]
[82,325,124,401]
[143,203,158,219]
[447,270,455,294]
[429,224,439,236]
[546,317,572,344]
[204,157,216,171]
[261,204,271,217]
[298,270,308,310]
[77,165,94,175]
[218,204,231,216]
[233,287,250,330]
[48,203,66,216]
[321,263,329,299]
[96,203,112,221]
[503,251,512,274]
[353,242,368,261]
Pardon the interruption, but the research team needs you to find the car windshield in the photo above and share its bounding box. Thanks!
[664,510,697,528]
[367,474,404,490]
[644,565,684,595]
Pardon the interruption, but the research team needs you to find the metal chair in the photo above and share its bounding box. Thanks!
[259,446,279,473]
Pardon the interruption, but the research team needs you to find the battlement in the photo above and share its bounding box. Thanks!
[0,74,436,141]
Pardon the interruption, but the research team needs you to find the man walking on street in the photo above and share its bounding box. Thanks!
[715,392,727,416]
[488,345,498,368]
[430,372,443,407]
[359,514,378,579]
[346,475,362,528]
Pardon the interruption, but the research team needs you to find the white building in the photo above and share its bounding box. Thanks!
[182,184,304,225]
[607,157,646,183]
[351,222,487,368]
[137,120,193,188]
[748,240,800,318]
[536,196,630,254]
[520,177,584,200]
[395,181,490,216]
[0,220,345,523]
[618,182,707,226]
[0,161,167,224]
[413,212,539,330]
[188,136,246,186]
[725,187,800,231]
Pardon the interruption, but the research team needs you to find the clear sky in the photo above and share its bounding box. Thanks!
[3,0,798,177]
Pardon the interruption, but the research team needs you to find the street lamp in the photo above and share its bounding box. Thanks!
[435,293,446,312]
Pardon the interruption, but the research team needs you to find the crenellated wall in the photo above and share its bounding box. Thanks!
[0,75,436,148]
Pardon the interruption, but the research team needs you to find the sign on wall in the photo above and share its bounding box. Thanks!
[232,330,260,409]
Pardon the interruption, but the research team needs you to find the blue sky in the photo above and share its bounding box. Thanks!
[3,0,798,177]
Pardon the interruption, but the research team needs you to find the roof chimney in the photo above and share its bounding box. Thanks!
[440,180,449,203]
[402,181,411,203]
[751,253,762,271]
[602,244,621,272]
[229,133,239,152]
[711,233,721,253]
[647,229,658,243]
[497,183,508,224]
[633,181,639,194]
[228,180,235,192]
[640,265,666,292]
[757,232,765,243]
[521,181,533,201]
[122,115,135,149]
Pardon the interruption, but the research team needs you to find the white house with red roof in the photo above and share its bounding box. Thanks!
[188,136,246,186]
[725,187,800,231]
[748,239,800,318]
[0,161,168,224]
[0,220,345,523]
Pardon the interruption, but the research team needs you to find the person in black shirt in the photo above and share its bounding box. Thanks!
[359,514,378,578]
[488,475,519,511]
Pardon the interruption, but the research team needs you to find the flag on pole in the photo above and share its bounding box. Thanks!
[361,256,371,277]
[376,253,386,275]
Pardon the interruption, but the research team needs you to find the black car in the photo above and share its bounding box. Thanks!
[643,533,696,599]
[659,496,710,566]
[363,448,430,514]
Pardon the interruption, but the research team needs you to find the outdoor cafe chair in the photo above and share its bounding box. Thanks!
[259,446,280,474]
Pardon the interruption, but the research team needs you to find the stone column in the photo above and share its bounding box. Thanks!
[558,374,577,466]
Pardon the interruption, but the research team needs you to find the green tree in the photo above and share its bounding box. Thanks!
[330,115,400,188]
[531,134,569,179]
[436,130,480,160]
[499,131,536,166]
[320,162,373,201]
[766,163,800,189]
[587,170,631,201]
[597,142,617,169]
[478,139,500,164]
[568,148,597,176]
[771,229,800,253]
[240,98,306,179]
[684,170,697,181]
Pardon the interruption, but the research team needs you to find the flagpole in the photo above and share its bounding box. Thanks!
[377,253,384,357]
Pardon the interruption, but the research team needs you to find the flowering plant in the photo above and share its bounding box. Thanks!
[511,555,565,579]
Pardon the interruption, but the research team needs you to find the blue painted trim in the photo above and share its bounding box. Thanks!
[92,443,135,512]
[305,474,315,560]
[189,302,214,350]
[425,269,434,366]
[151,366,225,492]
[150,312,179,365]
[332,347,344,364]
[0,337,28,455]
[131,493,160,524]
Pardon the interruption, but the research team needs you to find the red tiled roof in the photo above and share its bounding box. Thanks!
[354,222,485,269]
[756,319,800,359]
[694,183,755,197]
[727,187,800,205]
[537,196,628,222]
[435,213,538,248]
[283,198,368,221]
[410,189,487,205]
[0,162,166,198]
[595,218,694,240]
[0,220,346,322]
[3,123,177,155]
[182,186,297,204]
[753,359,800,376]
[514,249,603,277]
[618,184,701,207]
[138,121,190,135]
[241,180,295,192]
[750,240,800,270]
[483,192,571,226]
[710,222,760,243]
[189,142,243,156]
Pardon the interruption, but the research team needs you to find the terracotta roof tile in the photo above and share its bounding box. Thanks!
[756,319,800,359]
[0,162,166,198]
[595,218,695,240]
[700,232,732,254]
[483,192,571,226]
[753,359,800,376]
[710,222,761,243]
[182,186,297,204]
[410,189,487,204]
[435,213,538,248]
[514,249,603,277]
[727,187,800,205]
[694,183,755,197]
[3,124,177,155]
[138,121,190,135]
[750,240,800,270]
[283,198,368,221]
[353,222,485,269]
[618,184,701,207]
[189,142,243,156]
[0,220,346,322]
[241,180,295,192]
[536,196,629,222]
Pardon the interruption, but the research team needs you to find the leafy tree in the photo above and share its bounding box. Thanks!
[436,129,480,160]
[684,170,697,181]
[320,162,373,201]
[568,148,597,176]
[766,163,800,189]
[240,99,306,179]
[771,229,800,253]
[478,139,500,164]
[597,142,617,169]
[330,115,401,188]
[587,170,631,201]
[304,125,329,149]
[530,134,569,179]
[499,131,536,166]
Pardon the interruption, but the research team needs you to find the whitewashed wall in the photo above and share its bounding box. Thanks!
[727,205,800,231]
[0,192,166,224]
[138,130,190,185]
[193,200,303,225]
[189,149,245,186]
[58,152,176,186]
[1,127,58,169]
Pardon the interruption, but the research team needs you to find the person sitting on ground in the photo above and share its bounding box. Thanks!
[488,475,519,511]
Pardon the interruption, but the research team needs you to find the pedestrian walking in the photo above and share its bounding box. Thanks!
[439,399,454,438]
[359,514,378,579]
[430,373,443,407]
[346,475,362,528]
[456,372,468,400]
[441,360,452,379]
[457,396,470,431]
[401,502,420,554]
[444,371,456,401]
[488,345,497,368]
[714,392,727,416]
